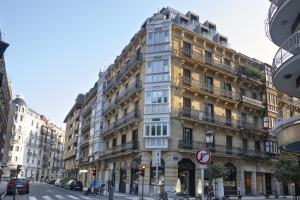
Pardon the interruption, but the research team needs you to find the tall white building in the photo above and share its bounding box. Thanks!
[3,95,65,181]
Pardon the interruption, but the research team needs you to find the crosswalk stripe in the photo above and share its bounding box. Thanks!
[55,195,67,199]
[42,196,53,200]
[67,195,79,199]
[79,196,92,200]
[29,196,38,200]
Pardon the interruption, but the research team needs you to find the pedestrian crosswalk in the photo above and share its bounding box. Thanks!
[26,194,95,200]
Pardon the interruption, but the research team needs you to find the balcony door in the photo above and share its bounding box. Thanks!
[182,41,192,58]
[225,83,232,98]
[226,135,233,153]
[225,109,232,126]
[183,98,191,117]
[205,76,213,93]
[205,51,212,64]
[242,138,248,154]
[205,103,214,122]
[183,127,193,149]
[183,68,191,86]
[132,130,138,150]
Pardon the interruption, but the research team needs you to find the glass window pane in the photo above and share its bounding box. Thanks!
[146,126,150,136]
[163,124,167,135]
[157,125,161,136]
[151,125,156,136]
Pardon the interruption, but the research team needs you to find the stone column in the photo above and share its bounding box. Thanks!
[251,172,256,195]
[262,173,266,195]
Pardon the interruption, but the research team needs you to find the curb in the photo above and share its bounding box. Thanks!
[0,192,6,199]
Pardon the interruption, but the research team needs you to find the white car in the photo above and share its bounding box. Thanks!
[54,179,61,187]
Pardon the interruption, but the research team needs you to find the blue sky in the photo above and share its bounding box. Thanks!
[0,0,277,128]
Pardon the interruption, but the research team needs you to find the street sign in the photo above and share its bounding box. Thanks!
[152,150,161,167]
[199,165,207,169]
[196,149,211,164]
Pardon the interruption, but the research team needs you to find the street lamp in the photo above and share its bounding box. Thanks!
[205,129,214,200]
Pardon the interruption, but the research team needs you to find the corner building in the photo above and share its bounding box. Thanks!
[81,7,284,196]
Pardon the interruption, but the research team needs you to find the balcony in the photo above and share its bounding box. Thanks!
[176,76,240,102]
[178,109,238,130]
[102,110,141,137]
[242,149,270,159]
[238,65,265,84]
[115,80,142,106]
[103,76,118,95]
[80,137,89,147]
[116,53,143,81]
[265,0,300,46]
[102,100,116,116]
[238,121,264,133]
[179,48,238,76]
[27,142,37,148]
[272,30,300,98]
[102,141,139,156]
[81,119,91,132]
[241,96,264,109]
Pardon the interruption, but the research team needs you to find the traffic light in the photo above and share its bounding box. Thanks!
[17,165,22,174]
[139,165,146,177]
[92,169,96,176]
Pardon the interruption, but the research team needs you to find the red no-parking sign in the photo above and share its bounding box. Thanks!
[196,149,211,164]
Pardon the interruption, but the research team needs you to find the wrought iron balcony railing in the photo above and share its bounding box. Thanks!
[272,30,300,73]
[241,96,264,108]
[178,109,238,129]
[179,48,238,75]
[117,53,143,81]
[179,76,240,100]
[115,80,142,105]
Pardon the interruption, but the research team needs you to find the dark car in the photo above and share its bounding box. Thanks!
[69,180,83,191]
[7,178,29,194]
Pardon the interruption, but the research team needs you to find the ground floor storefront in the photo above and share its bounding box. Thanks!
[74,151,299,197]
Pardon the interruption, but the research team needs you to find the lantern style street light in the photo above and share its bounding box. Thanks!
[205,129,214,200]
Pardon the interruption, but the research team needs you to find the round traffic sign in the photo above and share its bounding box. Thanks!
[196,149,211,164]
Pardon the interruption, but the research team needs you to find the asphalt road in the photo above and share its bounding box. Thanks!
[2,183,295,200]
[2,182,132,200]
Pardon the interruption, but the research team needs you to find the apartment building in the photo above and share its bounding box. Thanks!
[63,7,300,197]
[76,83,97,186]
[3,95,65,181]
[0,32,13,175]
[63,94,84,179]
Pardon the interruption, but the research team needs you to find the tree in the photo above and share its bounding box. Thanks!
[273,158,300,186]
[205,164,225,179]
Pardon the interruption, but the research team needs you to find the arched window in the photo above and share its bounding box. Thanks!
[224,163,237,195]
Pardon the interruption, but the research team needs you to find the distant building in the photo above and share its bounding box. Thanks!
[0,31,13,177]
[63,94,84,179]
[3,95,65,181]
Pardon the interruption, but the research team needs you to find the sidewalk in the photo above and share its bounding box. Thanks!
[0,182,6,199]
[109,191,296,200]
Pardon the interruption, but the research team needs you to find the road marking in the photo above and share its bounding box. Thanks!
[55,195,66,199]
[79,196,92,199]
[67,195,79,199]
[47,189,53,193]
[42,196,53,200]
[29,196,38,200]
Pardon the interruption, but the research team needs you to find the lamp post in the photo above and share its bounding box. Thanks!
[205,129,214,200]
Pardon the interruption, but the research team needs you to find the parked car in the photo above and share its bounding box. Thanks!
[54,179,61,187]
[65,180,74,189]
[66,180,83,191]
[60,177,69,188]
[47,179,56,185]
[7,178,29,194]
